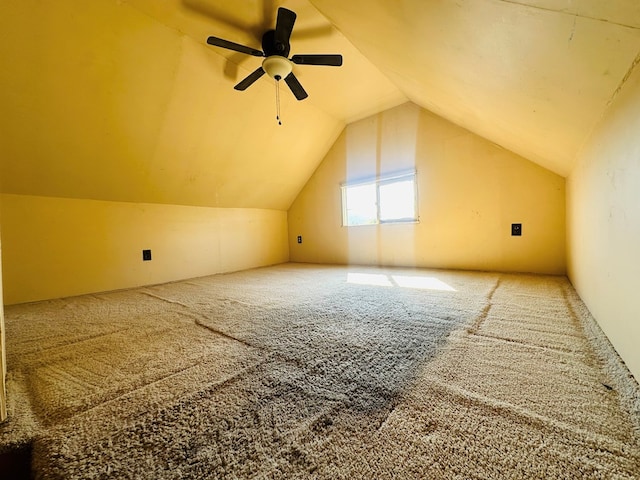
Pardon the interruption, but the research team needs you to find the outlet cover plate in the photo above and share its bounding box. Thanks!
[511,224,522,236]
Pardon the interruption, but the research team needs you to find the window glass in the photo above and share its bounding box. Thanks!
[344,183,377,226]
[379,179,416,222]
[342,173,417,226]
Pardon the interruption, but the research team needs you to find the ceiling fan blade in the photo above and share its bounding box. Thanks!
[274,8,296,55]
[207,36,264,57]
[291,54,343,66]
[284,72,308,101]
[234,67,266,91]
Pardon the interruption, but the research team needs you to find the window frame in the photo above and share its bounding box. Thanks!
[341,171,418,227]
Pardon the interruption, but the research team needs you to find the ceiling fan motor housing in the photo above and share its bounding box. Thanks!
[262,30,290,57]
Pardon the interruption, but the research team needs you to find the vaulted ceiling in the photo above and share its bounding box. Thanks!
[1,0,639,209]
[311,0,640,176]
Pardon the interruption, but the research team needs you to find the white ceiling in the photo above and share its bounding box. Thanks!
[1,0,639,209]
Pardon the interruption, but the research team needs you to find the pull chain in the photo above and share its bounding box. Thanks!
[275,78,282,126]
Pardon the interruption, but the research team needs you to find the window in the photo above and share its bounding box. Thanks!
[341,172,418,226]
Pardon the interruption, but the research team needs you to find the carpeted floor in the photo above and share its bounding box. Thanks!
[1,263,639,479]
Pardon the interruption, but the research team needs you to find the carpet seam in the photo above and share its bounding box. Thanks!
[420,374,640,456]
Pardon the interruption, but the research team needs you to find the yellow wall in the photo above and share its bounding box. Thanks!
[567,64,640,382]
[1,194,288,305]
[0,209,6,421]
[289,103,566,274]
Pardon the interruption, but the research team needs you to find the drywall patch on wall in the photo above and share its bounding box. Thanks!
[0,194,288,304]
[289,102,566,275]
[567,59,640,382]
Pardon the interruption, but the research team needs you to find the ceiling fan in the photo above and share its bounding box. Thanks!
[206,7,343,101]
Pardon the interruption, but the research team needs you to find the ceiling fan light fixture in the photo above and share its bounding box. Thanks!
[262,56,292,81]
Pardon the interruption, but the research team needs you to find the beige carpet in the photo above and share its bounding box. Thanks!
[1,263,639,479]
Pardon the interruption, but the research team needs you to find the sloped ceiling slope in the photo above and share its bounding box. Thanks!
[3,0,639,210]
[311,0,640,176]
[0,0,406,209]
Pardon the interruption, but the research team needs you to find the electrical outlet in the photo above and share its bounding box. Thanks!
[297,235,302,244]
[142,249,152,261]
[511,224,522,236]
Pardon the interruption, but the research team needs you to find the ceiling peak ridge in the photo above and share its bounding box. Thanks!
[494,0,640,30]
[119,0,195,39]
[307,0,407,94]
[606,48,640,109]
[568,48,640,175]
